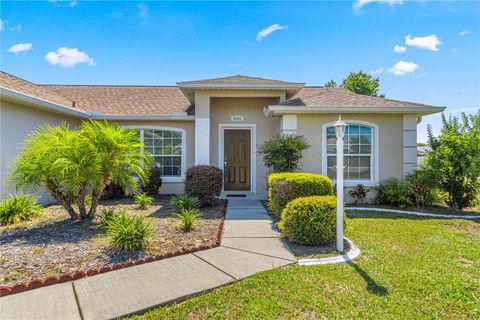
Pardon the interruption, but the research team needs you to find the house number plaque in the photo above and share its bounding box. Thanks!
[231,115,244,122]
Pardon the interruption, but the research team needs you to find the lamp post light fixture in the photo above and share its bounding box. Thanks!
[334,115,347,253]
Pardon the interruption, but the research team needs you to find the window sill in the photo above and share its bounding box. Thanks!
[330,180,378,187]
[161,177,184,183]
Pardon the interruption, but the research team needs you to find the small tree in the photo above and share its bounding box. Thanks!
[341,70,383,97]
[426,112,480,210]
[324,80,338,88]
[258,134,310,172]
[10,121,151,220]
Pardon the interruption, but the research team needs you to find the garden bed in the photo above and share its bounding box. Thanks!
[0,196,226,287]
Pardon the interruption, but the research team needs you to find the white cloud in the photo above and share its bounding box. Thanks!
[0,19,5,32]
[70,0,78,7]
[10,24,22,32]
[8,42,32,54]
[388,60,419,75]
[393,44,407,53]
[353,0,403,10]
[256,24,286,41]
[45,47,95,67]
[405,34,442,51]
[370,68,384,75]
[460,29,470,36]
[229,63,242,67]
[138,3,148,18]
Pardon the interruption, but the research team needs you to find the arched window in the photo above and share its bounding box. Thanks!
[130,127,186,182]
[323,121,378,185]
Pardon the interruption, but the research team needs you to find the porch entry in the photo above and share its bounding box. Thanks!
[223,129,251,191]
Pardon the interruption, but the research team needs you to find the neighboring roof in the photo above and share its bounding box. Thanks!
[0,71,77,110]
[280,87,435,108]
[42,85,193,116]
[178,74,298,85]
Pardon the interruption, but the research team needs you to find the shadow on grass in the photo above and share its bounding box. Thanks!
[348,261,388,296]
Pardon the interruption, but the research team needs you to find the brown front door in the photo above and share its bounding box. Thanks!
[224,129,251,191]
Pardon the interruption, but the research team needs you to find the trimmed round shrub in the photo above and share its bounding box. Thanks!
[0,194,41,225]
[268,173,333,219]
[279,195,337,246]
[142,169,163,197]
[185,165,222,206]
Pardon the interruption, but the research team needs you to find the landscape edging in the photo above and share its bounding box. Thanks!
[297,237,360,266]
[346,207,480,219]
[0,201,227,297]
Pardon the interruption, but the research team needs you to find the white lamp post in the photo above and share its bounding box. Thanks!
[335,115,347,253]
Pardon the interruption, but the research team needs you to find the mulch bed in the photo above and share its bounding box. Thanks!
[287,239,350,259]
[0,196,225,287]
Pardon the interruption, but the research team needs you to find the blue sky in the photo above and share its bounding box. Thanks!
[1,0,479,142]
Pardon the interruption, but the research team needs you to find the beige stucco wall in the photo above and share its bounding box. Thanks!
[296,113,405,203]
[113,120,195,194]
[0,100,80,203]
[209,97,281,198]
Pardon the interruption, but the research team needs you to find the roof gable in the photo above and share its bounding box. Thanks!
[177,74,297,85]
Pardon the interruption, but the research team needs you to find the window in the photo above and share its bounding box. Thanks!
[136,128,185,180]
[325,124,374,181]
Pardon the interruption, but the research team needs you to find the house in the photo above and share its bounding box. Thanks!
[417,145,431,165]
[0,71,445,202]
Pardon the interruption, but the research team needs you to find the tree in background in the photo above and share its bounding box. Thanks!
[324,80,338,87]
[426,111,480,210]
[10,121,151,220]
[258,134,310,172]
[324,70,384,97]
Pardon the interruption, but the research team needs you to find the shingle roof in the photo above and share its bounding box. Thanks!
[280,87,434,107]
[178,74,297,85]
[0,71,77,110]
[42,85,193,116]
[1,71,436,116]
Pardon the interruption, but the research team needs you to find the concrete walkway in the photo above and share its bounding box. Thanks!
[0,200,296,320]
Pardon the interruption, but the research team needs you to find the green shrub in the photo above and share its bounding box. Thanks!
[106,210,152,253]
[170,195,200,213]
[174,208,202,232]
[185,165,222,206]
[0,194,41,225]
[258,134,310,172]
[267,173,333,219]
[376,178,413,207]
[98,207,117,229]
[134,193,154,210]
[279,195,338,246]
[142,169,163,197]
[103,183,125,200]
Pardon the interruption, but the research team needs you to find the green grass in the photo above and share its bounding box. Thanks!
[128,210,480,319]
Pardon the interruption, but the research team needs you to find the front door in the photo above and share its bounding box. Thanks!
[224,129,251,191]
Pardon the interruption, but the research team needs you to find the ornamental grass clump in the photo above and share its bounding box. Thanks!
[174,208,201,232]
[170,195,200,213]
[98,207,117,229]
[106,210,152,253]
[279,195,338,246]
[0,194,41,225]
[134,193,154,210]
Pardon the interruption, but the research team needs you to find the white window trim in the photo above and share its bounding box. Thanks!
[218,123,256,194]
[124,126,187,183]
[321,120,379,187]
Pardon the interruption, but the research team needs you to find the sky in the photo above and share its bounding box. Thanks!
[1,0,479,142]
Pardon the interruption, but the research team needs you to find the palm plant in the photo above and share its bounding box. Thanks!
[10,121,151,221]
[134,193,154,210]
[170,194,200,213]
[174,208,202,232]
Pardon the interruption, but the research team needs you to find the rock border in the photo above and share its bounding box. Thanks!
[0,202,227,297]
[297,237,360,266]
[346,207,480,219]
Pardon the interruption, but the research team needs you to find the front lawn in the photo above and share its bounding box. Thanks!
[131,211,480,319]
